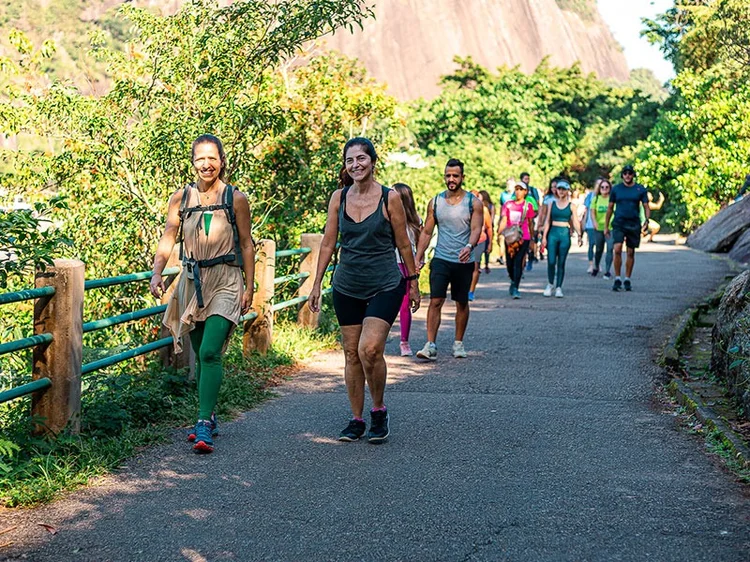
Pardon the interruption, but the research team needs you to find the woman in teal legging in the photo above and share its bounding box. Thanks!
[541,179,582,298]
[150,134,256,454]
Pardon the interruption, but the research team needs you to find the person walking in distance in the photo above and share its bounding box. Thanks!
[393,183,422,356]
[468,190,493,301]
[604,164,650,292]
[497,180,535,298]
[150,134,256,454]
[582,182,597,274]
[478,189,496,274]
[497,179,515,265]
[589,177,615,279]
[415,158,483,360]
[308,138,420,443]
[541,179,583,298]
[519,172,540,270]
[536,178,558,261]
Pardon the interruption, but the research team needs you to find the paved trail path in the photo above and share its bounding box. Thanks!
[3,241,749,561]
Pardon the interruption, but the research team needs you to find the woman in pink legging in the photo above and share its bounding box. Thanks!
[393,183,422,356]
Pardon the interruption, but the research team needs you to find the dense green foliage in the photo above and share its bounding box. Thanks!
[387,56,659,206]
[637,0,750,231]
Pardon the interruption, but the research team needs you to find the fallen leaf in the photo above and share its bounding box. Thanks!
[37,523,57,535]
[0,527,16,536]
[0,541,12,548]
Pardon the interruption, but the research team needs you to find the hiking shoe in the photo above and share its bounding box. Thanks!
[603,272,612,280]
[591,268,599,277]
[613,279,622,292]
[555,287,564,298]
[452,341,468,358]
[339,419,366,442]
[187,412,218,442]
[400,342,413,356]
[416,342,437,361]
[624,279,632,291]
[192,420,214,454]
[367,410,389,443]
[543,284,554,297]
[468,291,475,302]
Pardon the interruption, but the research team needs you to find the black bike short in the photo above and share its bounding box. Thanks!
[332,279,406,327]
[613,226,641,249]
[429,257,474,303]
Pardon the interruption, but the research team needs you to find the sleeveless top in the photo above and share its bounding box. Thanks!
[332,185,402,299]
[550,201,573,224]
[163,187,244,352]
[433,191,472,263]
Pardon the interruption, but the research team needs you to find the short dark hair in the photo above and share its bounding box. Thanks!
[445,158,464,174]
[192,134,227,181]
[520,172,530,181]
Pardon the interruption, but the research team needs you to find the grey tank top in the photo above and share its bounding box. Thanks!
[433,191,472,263]
[332,185,403,299]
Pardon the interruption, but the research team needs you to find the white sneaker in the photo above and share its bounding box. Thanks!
[416,342,437,361]
[555,287,564,298]
[543,284,554,297]
[452,341,468,358]
[586,265,594,274]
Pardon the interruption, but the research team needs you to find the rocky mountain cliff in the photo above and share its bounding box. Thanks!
[1,0,629,100]
[323,0,630,99]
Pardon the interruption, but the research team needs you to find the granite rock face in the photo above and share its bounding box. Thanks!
[321,0,630,99]
[687,196,750,253]
[728,228,750,265]
[711,270,750,415]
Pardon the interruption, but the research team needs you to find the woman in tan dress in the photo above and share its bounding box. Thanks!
[150,134,255,454]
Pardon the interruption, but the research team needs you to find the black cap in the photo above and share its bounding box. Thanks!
[622,164,636,176]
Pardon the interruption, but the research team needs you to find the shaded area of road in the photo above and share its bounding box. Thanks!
[2,240,749,561]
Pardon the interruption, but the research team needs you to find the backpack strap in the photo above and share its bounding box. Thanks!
[223,184,243,267]
[177,183,194,261]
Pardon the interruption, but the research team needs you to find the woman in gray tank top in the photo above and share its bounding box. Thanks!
[308,138,421,444]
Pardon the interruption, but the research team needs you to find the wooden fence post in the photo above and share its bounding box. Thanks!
[32,259,85,435]
[297,233,323,328]
[159,247,194,377]
[244,239,275,356]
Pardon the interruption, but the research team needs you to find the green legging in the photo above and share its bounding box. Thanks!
[189,315,234,420]
[547,226,571,288]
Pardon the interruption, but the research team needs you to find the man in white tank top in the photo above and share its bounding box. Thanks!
[414,159,484,360]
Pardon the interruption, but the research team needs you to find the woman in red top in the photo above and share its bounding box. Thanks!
[497,181,535,299]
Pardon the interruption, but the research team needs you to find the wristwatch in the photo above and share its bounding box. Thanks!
[405,273,419,281]
[465,243,476,250]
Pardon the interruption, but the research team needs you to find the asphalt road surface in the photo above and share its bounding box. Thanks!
[2,239,749,561]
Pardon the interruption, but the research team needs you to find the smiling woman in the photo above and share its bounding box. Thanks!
[307,137,421,444]
[148,134,257,454]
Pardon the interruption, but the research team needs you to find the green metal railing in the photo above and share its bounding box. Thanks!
[1,243,333,405]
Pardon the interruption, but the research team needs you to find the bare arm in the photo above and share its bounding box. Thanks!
[649,191,665,210]
[570,203,583,246]
[415,198,436,267]
[604,201,615,236]
[308,189,342,313]
[458,196,484,263]
[233,191,256,314]
[149,189,183,298]
[541,202,552,242]
[387,190,421,311]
